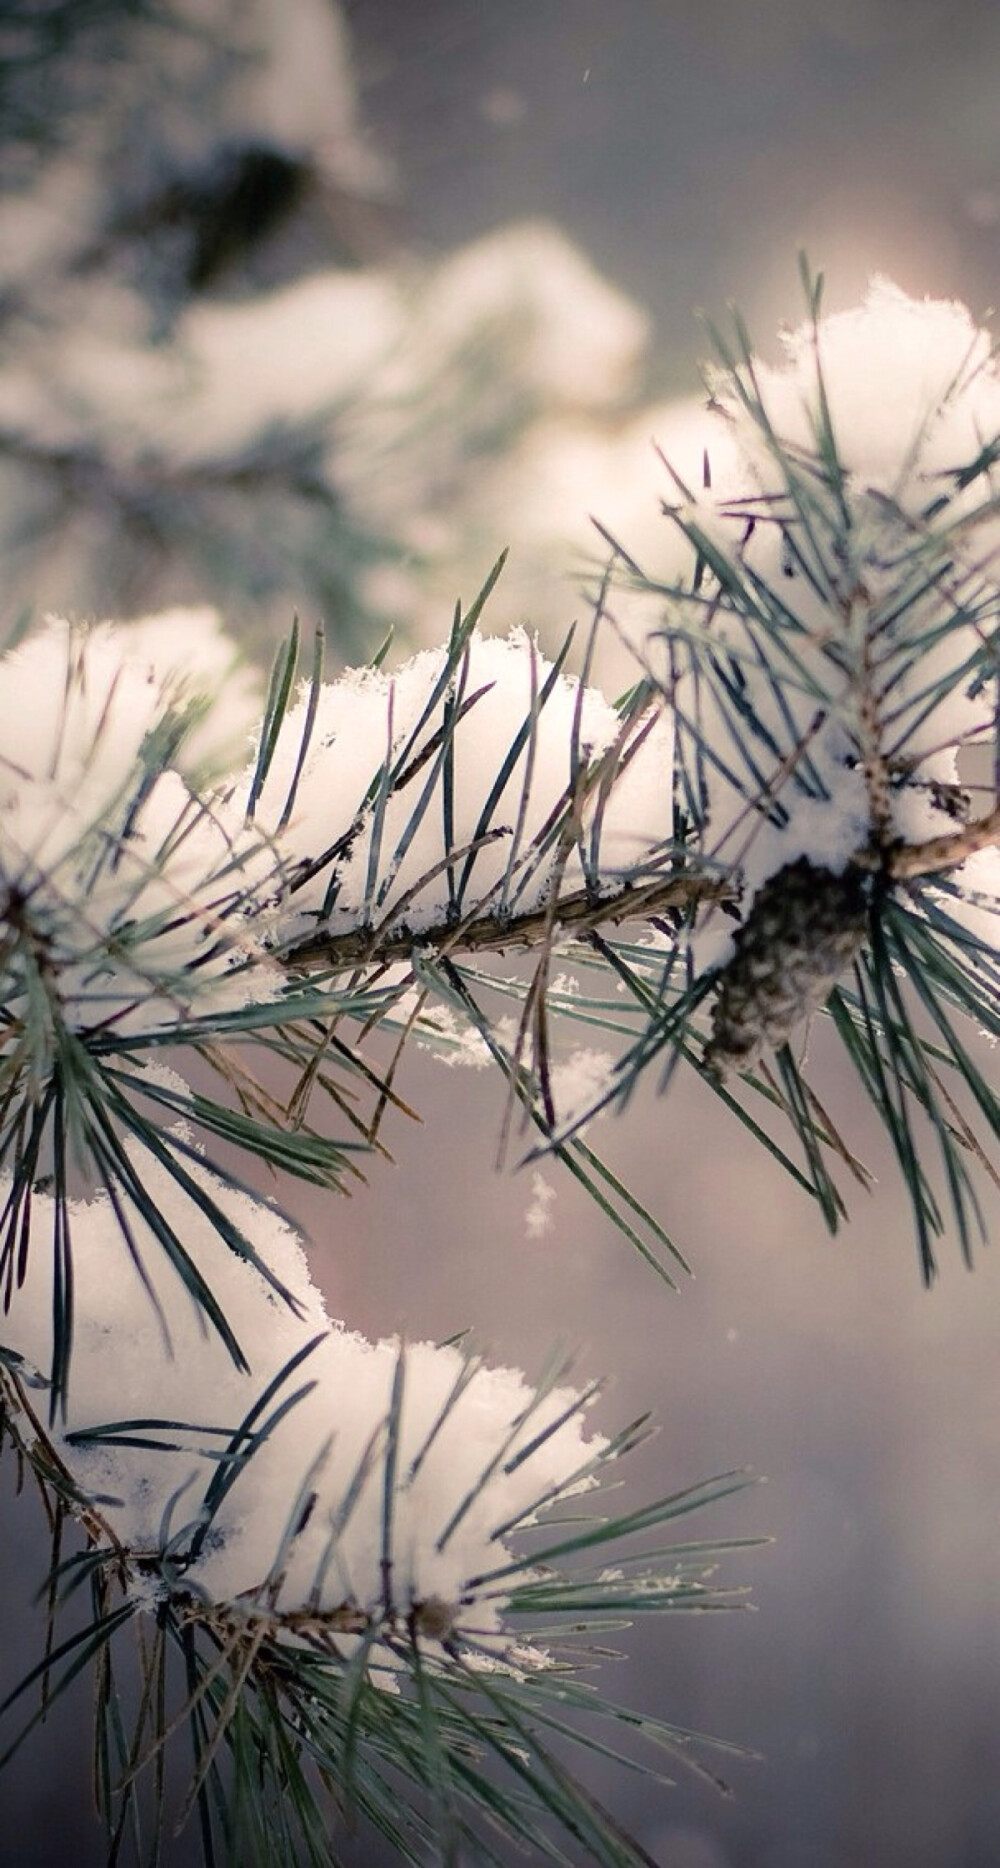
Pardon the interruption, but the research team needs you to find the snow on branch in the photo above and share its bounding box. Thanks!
[239,606,679,959]
[9,265,1000,1858]
[0,1093,750,1861]
[636,275,1000,949]
[0,613,282,1039]
[578,272,1000,1271]
[6,273,1000,1305]
[1,1117,607,1646]
[5,277,1000,1292]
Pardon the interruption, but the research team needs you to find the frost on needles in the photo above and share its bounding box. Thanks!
[4,272,1000,1862]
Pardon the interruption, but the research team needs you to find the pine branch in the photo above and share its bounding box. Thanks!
[886,801,1000,879]
[0,1321,759,1868]
[9,262,1000,1863]
[281,869,730,970]
[278,815,1000,974]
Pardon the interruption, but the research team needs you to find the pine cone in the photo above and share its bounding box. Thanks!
[705,858,869,1077]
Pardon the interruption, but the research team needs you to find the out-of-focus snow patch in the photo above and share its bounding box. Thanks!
[163,271,406,465]
[354,394,744,696]
[222,0,393,196]
[108,603,264,774]
[483,398,742,570]
[395,222,649,413]
[0,148,105,288]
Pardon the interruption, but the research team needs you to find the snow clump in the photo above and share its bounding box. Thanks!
[2,1129,606,1653]
[648,281,1000,973]
[0,617,282,1035]
[245,625,675,947]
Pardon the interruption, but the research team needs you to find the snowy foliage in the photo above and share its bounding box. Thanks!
[244,623,674,947]
[2,1110,605,1647]
[0,601,671,1678]
[6,268,1000,1860]
[0,617,281,1038]
[623,280,1000,973]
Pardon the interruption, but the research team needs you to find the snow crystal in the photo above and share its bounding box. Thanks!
[549,1048,615,1130]
[525,1171,557,1240]
[415,1002,493,1069]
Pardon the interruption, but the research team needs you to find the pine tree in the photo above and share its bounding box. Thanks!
[4,264,1000,1865]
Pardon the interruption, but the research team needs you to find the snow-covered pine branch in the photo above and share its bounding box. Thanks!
[224,276,1000,1274]
[0,542,746,1863]
[566,273,1000,1273]
[5,271,1000,1862]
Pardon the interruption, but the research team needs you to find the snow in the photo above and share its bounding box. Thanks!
[0,605,675,1059]
[392,222,650,414]
[244,626,675,945]
[731,279,1000,511]
[525,1170,557,1239]
[0,619,282,1035]
[99,604,264,775]
[465,398,746,690]
[2,1123,607,1646]
[160,271,407,467]
[924,844,1000,951]
[415,1001,493,1069]
[0,150,104,290]
[1,270,406,471]
[220,0,390,196]
[549,1048,615,1129]
[634,282,1000,975]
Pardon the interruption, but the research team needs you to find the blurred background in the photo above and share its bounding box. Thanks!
[2,3,1000,1864]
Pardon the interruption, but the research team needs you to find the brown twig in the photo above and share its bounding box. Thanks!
[886,801,1000,881]
[280,870,731,974]
[276,787,1000,980]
